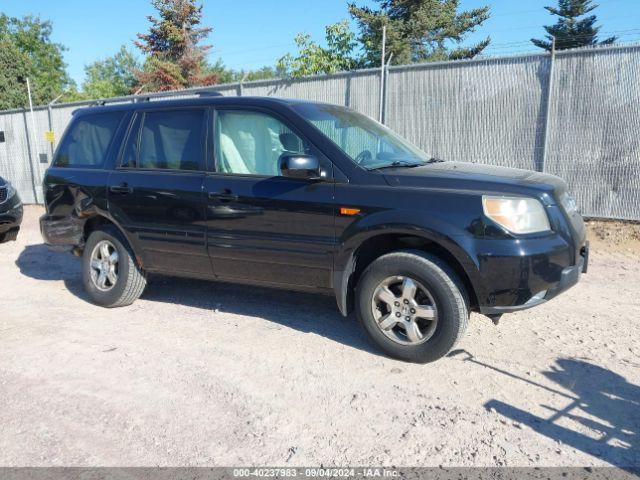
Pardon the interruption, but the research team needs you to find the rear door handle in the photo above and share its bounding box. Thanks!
[208,189,238,202]
[109,184,133,194]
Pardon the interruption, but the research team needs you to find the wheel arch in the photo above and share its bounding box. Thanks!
[334,229,480,317]
[81,214,144,268]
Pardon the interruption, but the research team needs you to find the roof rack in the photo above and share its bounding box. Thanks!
[197,90,224,97]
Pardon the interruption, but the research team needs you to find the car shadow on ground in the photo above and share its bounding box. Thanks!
[16,244,381,357]
[144,275,382,356]
[449,350,639,470]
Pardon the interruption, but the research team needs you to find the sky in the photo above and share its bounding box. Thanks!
[2,0,639,86]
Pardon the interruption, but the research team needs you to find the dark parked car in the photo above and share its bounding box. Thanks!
[40,96,588,363]
[0,176,22,243]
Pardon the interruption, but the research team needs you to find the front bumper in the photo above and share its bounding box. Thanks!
[0,198,23,243]
[479,241,589,315]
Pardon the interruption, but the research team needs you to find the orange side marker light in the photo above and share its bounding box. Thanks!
[340,207,361,216]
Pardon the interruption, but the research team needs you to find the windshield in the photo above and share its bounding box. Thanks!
[293,103,431,170]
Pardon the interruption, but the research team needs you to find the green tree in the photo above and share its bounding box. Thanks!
[349,0,490,67]
[207,59,236,84]
[238,66,280,82]
[207,59,280,84]
[82,46,140,99]
[60,84,88,103]
[0,39,31,110]
[276,20,358,77]
[134,0,217,91]
[0,14,71,105]
[531,0,616,51]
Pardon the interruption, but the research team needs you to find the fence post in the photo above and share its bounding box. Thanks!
[378,26,386,123]
[25,78,40,203]
[47,93,63,162]
[540,37,556,173]
[21,111,39,204]
[238,72,249,97]
[381,53,394,125]
[46,105,54,160]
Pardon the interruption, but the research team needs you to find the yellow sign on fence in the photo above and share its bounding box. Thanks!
[45,131,55,143]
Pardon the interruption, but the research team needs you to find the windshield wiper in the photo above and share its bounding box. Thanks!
[426,157,445,163]
[368,160,424,170]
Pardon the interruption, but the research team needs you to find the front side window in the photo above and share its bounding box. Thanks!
[55,112,124,168]
[293,103,430,170]
[136,109,205,171]
[215,110,309,176]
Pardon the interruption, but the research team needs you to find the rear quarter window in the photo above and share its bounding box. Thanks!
[54,111,124,168]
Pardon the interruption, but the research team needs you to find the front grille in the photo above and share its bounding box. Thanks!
[0,186,6,203]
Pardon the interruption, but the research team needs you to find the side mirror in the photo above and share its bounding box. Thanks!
[280,154,322,180]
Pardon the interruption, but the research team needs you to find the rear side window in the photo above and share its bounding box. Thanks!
[55,112,124,168]
[136,109,205,171]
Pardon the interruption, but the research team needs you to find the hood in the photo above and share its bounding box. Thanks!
[383,161,567,200]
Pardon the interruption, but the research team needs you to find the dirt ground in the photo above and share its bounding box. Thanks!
[1,206,638,468]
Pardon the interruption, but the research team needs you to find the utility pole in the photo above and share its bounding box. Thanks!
[378,25,387,123]
[540,36,556,173]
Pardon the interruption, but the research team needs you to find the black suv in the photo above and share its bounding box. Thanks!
[41,96,588,363]
[0,176,22,243]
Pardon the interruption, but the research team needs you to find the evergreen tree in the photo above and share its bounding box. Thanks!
[349,0,490,67]
[134,0,217,91]
[532,0,616,51]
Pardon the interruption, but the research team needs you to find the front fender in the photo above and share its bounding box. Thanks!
[333,209,483,316]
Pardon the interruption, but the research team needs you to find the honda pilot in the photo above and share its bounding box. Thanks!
[40,96,588,363]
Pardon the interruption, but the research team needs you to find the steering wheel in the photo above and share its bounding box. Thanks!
[355,149,373,165]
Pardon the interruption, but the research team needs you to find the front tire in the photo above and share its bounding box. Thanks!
[82,227,147,307]
[356,250,469,363]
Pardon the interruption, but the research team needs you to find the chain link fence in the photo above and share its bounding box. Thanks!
[0,43,638,219]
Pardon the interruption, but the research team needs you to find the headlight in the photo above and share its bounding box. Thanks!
[7,182,16,198]
[3,181,16,200]
[482,195,550,234]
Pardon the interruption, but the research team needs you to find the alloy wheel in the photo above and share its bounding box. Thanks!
[370,275,438,345]
[89,240,119,292]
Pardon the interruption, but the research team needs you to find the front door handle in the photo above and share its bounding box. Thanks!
[208,189,238,202]
[109,184,133,194]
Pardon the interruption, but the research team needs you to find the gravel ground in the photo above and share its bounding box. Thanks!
[1,206,639,468]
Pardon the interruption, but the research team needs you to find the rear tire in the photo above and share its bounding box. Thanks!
[356,250,469,363]
[82,226,146,307]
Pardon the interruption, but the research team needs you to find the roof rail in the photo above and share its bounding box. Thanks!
[197,90,223,97]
